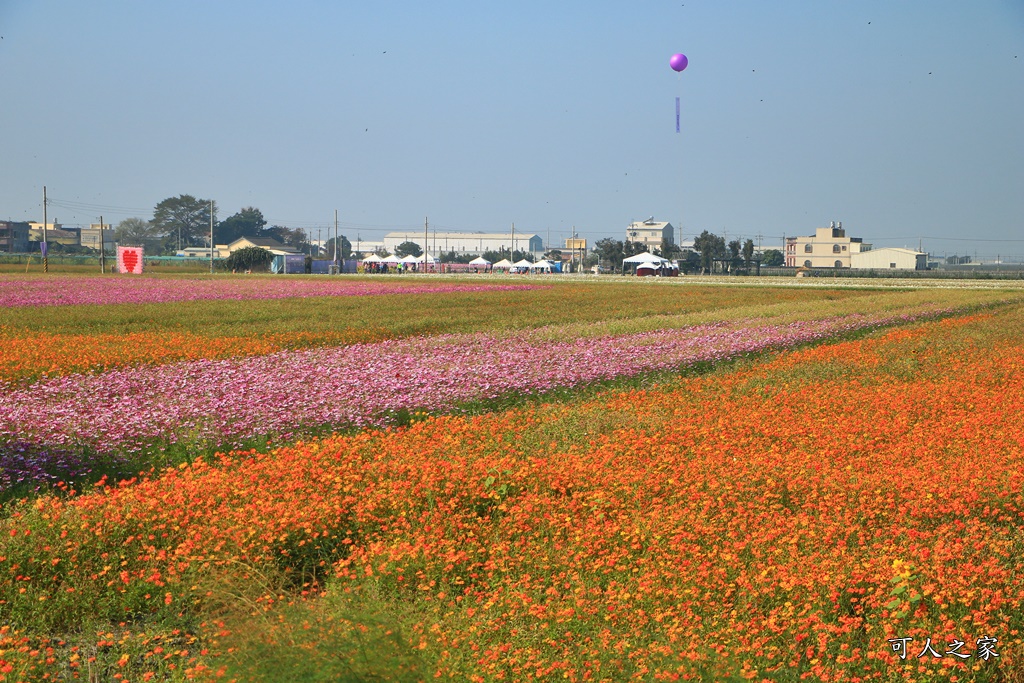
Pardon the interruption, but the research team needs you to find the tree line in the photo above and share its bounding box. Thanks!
[112,195,348,258]
[591,231,784,274]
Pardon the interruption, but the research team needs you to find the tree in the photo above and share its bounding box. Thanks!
[260,225,311,253]
[152,195,216,250]
[623,240,647,258]
[440,250,476,264]
[324,236,352,260]
[679,249,701,274]
[594,237,626,272]
[742,239,755,267]
[544,249,563,262]
[216,207,267,244]
[394,241,423,258]
[114,217,157,246]
[659,238,682,260]
[762,249,784,267]
[481,250,505,263]
[693,230,726,274]
[224,246,272,272]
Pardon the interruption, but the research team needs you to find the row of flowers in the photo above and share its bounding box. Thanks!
[0,328,393,387]
[0,275,543,308]
[1,309,1021,681]
[0,309,953,476]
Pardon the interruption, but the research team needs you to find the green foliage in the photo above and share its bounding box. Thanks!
[152,195,216,249]
[439,250,477,264]
[594,237,625,271]
[224,246,273,272]
[742,239,755,266]
[693,230,726,273]
[217,207,267,244]
[393,241,423,258]
[114,217,158,246]
[324,236,352,260]
[762,249,784,267]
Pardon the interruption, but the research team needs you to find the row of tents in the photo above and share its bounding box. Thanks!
[361,253,562,273]
[359,250,677,275]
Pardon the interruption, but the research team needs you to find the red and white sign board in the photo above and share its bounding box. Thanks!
[117,246,144,274]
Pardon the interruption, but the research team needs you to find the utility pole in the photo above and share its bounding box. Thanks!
[511,222,515,261]
[335,209,340,272]
[424,216,429,273]
[42,186,48,273]
[99,216,105,273]
[210,200,215,274]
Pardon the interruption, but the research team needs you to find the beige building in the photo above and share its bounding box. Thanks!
[785,222,871,268]
[626,219,674,251]
[226,237,302,256]
[851,247,926,270]
[28,222,78,246]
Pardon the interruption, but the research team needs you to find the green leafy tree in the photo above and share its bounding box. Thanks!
[440,250,476,264]
[693,230,726,274]
[217,207,267,244]
[482,250,505,263]
[762,249,784,267]
[659,238,682,260]
[224,246,273,272]
[679,249,701,274]
[511,250,534,263]
[543,249,562,261]
[324,236,352,260]
[113,217,158,246]
[623,240,647,258]
[394,241,423,258]
[742,239,755,267]
[594,237,626,272]
[153,195,216,250]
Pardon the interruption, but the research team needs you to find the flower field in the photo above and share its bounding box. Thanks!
[0,275,546,309]
[1,275,1022,682]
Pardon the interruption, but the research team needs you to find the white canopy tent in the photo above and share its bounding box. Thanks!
[381,254,402,265]
[361,253,383,263]
[528,259,555,272]
[492,258,514,270]
[468,256,491,267]
[622,252,668,265]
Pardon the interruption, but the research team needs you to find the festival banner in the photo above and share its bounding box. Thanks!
[117,246,144,274]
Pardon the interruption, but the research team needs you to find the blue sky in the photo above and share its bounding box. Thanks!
[2,0,1022,259]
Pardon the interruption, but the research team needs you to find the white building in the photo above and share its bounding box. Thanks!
[626,219,674,251]
[785,222,871,268]
[851,247,927,270]
[383,231,543,258]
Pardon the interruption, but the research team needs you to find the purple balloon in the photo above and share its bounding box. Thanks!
[670,53,688,72]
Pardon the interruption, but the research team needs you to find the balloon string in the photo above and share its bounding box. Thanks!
[676,97,680,133]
